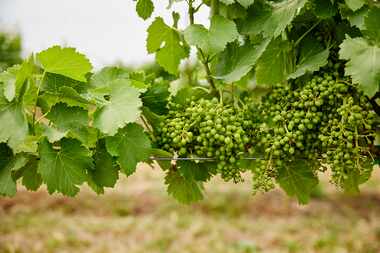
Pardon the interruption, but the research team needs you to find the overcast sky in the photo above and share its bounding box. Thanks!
[0,0,209,69]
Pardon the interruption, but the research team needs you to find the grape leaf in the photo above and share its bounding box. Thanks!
[237,0,255,9]
[37,46,92,82]
[0,144,29,196]
[47,103,97,148]
[289,50,329,79]
[220,0,254,8]
[364,7,380,43]
[40,86,90,109]
[277,160,319,204]
[136,0,154,20]
[128,71,150,90]
[342,168,361,194]
[93,79,143,135]
[105,123,151,176]
[0,65,18,102]
[141,81,170,115]
[149,148,172,171]
[141,106,164,132]
[40,73,89,109]
[88,140,119,194]
[313,0,336,19]
[241,0,307,38]
[288,38,329,79]
[0,102,29,153]
[339,37,380,97]
[344,6,369,30]
[0,57,34,103]
[42,125,68,143]
[165,170,204,204]
[147,18,189,74]
[177,160,215,182]
[255,38,293,85]
[220,0,235,5]
[21,157,42,191]
[213,38,270,83]
[220,2,248,19]
[38,138,93,196]
[89,67,130,89]
[345,0,365,11]
[184,15,239,56]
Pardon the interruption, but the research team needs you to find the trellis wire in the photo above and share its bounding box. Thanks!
[149,157,262,161]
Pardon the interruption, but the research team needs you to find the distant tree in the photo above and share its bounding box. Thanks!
[0,32,22,71]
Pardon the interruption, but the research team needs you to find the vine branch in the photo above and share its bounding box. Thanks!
[187,0,217,94]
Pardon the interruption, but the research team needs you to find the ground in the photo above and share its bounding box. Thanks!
[0,165,380,253]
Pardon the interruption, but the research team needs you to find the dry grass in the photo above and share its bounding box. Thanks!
[0,165,380,253]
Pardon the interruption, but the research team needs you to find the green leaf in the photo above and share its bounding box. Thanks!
[47,103,97,148]
[147,18,189,74]
[40,86,90,109]
[89,66,130,89]
[313,0,336,19]
[141,81,170,115]
[339,37,380,97]
[141,106,164,132]
[220,0,235,5]
[149,148,172,171]
[0,65,18,102]
[0,58,34,102]
[42,125,67,143]
[38,138,93,196]
[184,15,239,56]
[0,102,29,153]
[345,0,365,11]
[241,0,307,38]
[21,157,42,191]
[40,73,90,109]
[177,160,215,182]
[342,168,360,194]
[220,2,248,19]
[136,0,154,20]
[277,160,319,204]
[237,0,255,9]
[345,6,369,30]
[213,38,270,83]
[37,46,92,82]
[129,71,150,90]
[165,170,204,204]
[105,123,151,176]
[93,79,143,135]
[364,7,380,44]
[0,144,29,196]
[256,38,293,85]
[288,38,329,79]
[88,140,119,194]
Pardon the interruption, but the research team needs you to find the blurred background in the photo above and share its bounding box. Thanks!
[1,1,380,253]
[0,0,209,68]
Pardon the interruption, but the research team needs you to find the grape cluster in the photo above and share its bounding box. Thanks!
[156,98,253,182]
[251,72,378,192]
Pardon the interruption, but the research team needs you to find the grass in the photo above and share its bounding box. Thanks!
[0,165,380,253]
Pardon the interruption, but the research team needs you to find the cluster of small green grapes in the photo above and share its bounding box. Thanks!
[155,98,253,182]
[319,94,377,188]
[251,73,378,192]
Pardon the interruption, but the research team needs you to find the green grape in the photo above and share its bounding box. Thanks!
[249,71,378,194]
[156,98,253,183]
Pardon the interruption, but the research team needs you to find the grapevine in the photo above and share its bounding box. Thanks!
[0,0,379,204]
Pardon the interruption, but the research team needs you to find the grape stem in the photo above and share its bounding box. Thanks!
[187,0,218,94]
[294,20,321,47]
[31,70,46,134]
